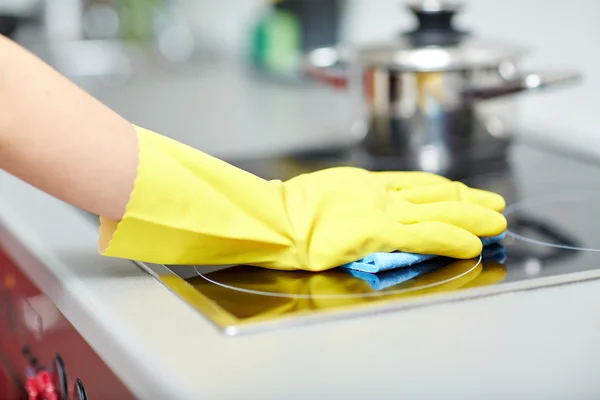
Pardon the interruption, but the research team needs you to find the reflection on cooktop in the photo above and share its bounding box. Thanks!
[187,250,503,322]
[140,143,600,335]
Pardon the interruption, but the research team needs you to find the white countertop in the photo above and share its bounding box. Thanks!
[2,56,600,399]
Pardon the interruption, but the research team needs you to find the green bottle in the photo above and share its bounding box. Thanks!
[250,2,302,78]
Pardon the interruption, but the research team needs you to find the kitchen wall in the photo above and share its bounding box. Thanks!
[191,0,600,156]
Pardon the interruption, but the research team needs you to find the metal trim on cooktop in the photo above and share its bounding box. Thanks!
[136,261,600,337]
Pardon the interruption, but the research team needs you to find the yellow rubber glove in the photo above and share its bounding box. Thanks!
[99,126,507,271]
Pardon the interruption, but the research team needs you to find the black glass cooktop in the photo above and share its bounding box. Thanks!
[139,141,600,335]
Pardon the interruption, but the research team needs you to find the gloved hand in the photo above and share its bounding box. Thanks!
[99,126,507,271]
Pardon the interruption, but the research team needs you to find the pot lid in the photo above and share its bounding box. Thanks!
[355,1,528,71]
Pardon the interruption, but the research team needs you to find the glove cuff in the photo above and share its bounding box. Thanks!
[99,125,295,266]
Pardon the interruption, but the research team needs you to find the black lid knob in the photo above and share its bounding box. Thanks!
[402,1,468,46]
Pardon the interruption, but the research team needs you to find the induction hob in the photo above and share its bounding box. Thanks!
[138,141,600,336]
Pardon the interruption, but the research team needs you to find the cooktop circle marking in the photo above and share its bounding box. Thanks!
[193,255,481,299]
[504,191,600,252]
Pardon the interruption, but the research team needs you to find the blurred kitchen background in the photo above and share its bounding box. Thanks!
[3,0,595,160]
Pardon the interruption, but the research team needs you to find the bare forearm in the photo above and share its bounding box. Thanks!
[0,35,137,221]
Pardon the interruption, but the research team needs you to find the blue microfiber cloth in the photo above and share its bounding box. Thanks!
[345,256,455,291]
[481,243,507,264]
[340,231,506,274]
[346,243,507,291]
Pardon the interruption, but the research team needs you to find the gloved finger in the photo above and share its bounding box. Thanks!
[396,181,506,212]
[391,221,483,259]
[392,199,507,237]
[373,171,450,191]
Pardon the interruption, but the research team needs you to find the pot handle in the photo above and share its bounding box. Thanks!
[462,70,582,101]
[303,46,351,89]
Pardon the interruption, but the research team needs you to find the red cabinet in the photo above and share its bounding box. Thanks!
[0,360,21,399]
[0,246,137,400]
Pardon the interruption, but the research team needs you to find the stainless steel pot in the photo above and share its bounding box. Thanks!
[304,1,581,174]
